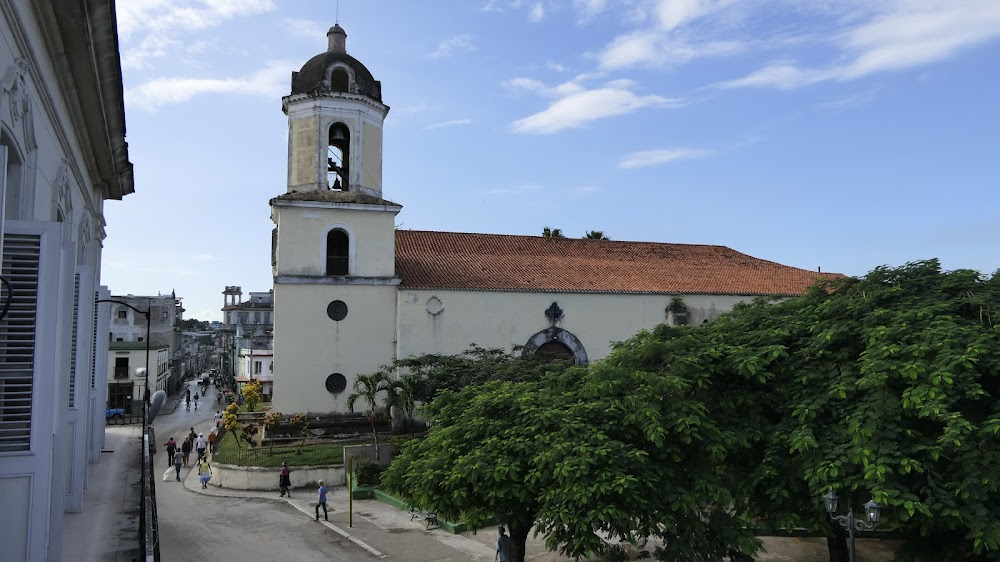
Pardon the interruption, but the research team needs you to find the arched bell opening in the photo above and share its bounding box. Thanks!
[328,123,350,190]
[330,68,349,93]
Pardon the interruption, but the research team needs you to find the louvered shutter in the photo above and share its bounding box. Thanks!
[68,274,79,407]
[91,290,98,388]
[0,233,40,452]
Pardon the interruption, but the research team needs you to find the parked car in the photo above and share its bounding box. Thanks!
[105,407,125,420]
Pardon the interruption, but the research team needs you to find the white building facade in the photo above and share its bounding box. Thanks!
[269,25,834,415]
[0,1,133,560]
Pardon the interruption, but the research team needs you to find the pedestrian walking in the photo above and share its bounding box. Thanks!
[315,480,328,521]
[496,526,511,562]
[173,449,184,481]
[181,436,192,466]
[163,437,177,468]
[214,411,221,428]
[196,433,207,462]
[208,429,218,455]
[198,458,212,489]
[279,462,292,497]
[189,427,197,445]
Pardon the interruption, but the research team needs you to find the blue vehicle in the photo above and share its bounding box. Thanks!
[105,407,125,420]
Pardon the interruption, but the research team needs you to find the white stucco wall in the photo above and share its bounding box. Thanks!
[211,462,346,490]
[271,283,398,414]
[396,290,752,365]
[273,204,398,278]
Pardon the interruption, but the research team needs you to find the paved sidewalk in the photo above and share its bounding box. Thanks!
[180,463,899,562]
[63,424,144,561]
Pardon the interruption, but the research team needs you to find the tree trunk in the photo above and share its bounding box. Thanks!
[826,533,849,562]
[508,521,531,562]
[370,416,381,461]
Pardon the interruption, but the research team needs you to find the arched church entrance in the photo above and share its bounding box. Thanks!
[522,327,588,365]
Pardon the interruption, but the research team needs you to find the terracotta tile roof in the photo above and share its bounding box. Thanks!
[395,230,840,296]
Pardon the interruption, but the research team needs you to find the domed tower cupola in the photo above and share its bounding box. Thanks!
[283,24,389,197]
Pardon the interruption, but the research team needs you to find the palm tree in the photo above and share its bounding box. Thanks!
[347,372,390,460]
[542,227,565,238]
[384,374,422,434]
[583,230,609,240]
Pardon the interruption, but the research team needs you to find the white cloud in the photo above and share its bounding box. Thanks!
[118,0,276,40]
[722,0,1000,89]
[428,35,476,58]
[571,185,601,195]
[511,87,683,134]
[425,119,473,130]
[529,3,545,23]
[547,61,569,72]
[618,148,711,169]
[503,77,548,92]
[281,17,330,42]
[598,30,743,69]
[573,0,608,21]
[125,61,293,111]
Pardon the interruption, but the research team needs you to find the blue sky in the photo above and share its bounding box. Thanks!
[103,0,1000,322]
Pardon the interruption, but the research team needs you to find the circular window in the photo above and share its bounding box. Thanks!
[325,373,347,394]
[327,300,348,321]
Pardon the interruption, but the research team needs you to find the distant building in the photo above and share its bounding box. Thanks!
[220,286,274,392]
[106,342,170,416]
[108,293,184,390]
[269,25,837,415]
[0,2,133,559]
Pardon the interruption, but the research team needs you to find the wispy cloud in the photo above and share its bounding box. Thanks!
[125,61,293,111]
[425,119,473,130]
[118,0,276,40]
[618,148,711,169]
[511,84,683,134]
[529,2,545,23]
[397,102,441,115]
[281,17,329,41]
[486,184,543,195]
[119,0,277,68]
[721,0,1000,89]
[428,35,476,59]
[571,185,601,196]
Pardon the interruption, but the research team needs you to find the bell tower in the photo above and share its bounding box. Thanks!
[271,24,401,415]
[283,24,389,197]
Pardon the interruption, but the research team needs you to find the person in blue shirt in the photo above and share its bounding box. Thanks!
[315,480,328,521]
[496,526,511,562]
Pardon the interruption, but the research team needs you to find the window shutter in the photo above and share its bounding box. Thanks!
[68,274,79,407]
[91,291,98,388]
[0,233,40,452]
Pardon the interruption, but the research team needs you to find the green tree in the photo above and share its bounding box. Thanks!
[263,411,282,453]
[382,361,761,562]
[583,230,609,239]
[383,374,423,433]
[347,372,391,460]
[630,260,1000,561]
[541,227,564,238]
[242,379,262,412]
[388,345,573,401]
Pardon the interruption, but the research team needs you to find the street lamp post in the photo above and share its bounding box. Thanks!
[824,489,882,562]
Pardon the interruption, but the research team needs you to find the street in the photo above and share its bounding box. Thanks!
[154,379,372,561]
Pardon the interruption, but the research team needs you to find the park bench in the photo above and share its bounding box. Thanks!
[409,507,439,529]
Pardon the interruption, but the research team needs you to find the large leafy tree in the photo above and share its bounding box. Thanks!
[382,360,762,562]
[655,260,1000,561]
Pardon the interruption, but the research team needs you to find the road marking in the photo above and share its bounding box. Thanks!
[286,501,387,558]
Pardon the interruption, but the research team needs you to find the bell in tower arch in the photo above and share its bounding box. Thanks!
[328,123,350,190]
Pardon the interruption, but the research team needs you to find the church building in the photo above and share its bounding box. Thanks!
[269,25,834,415]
